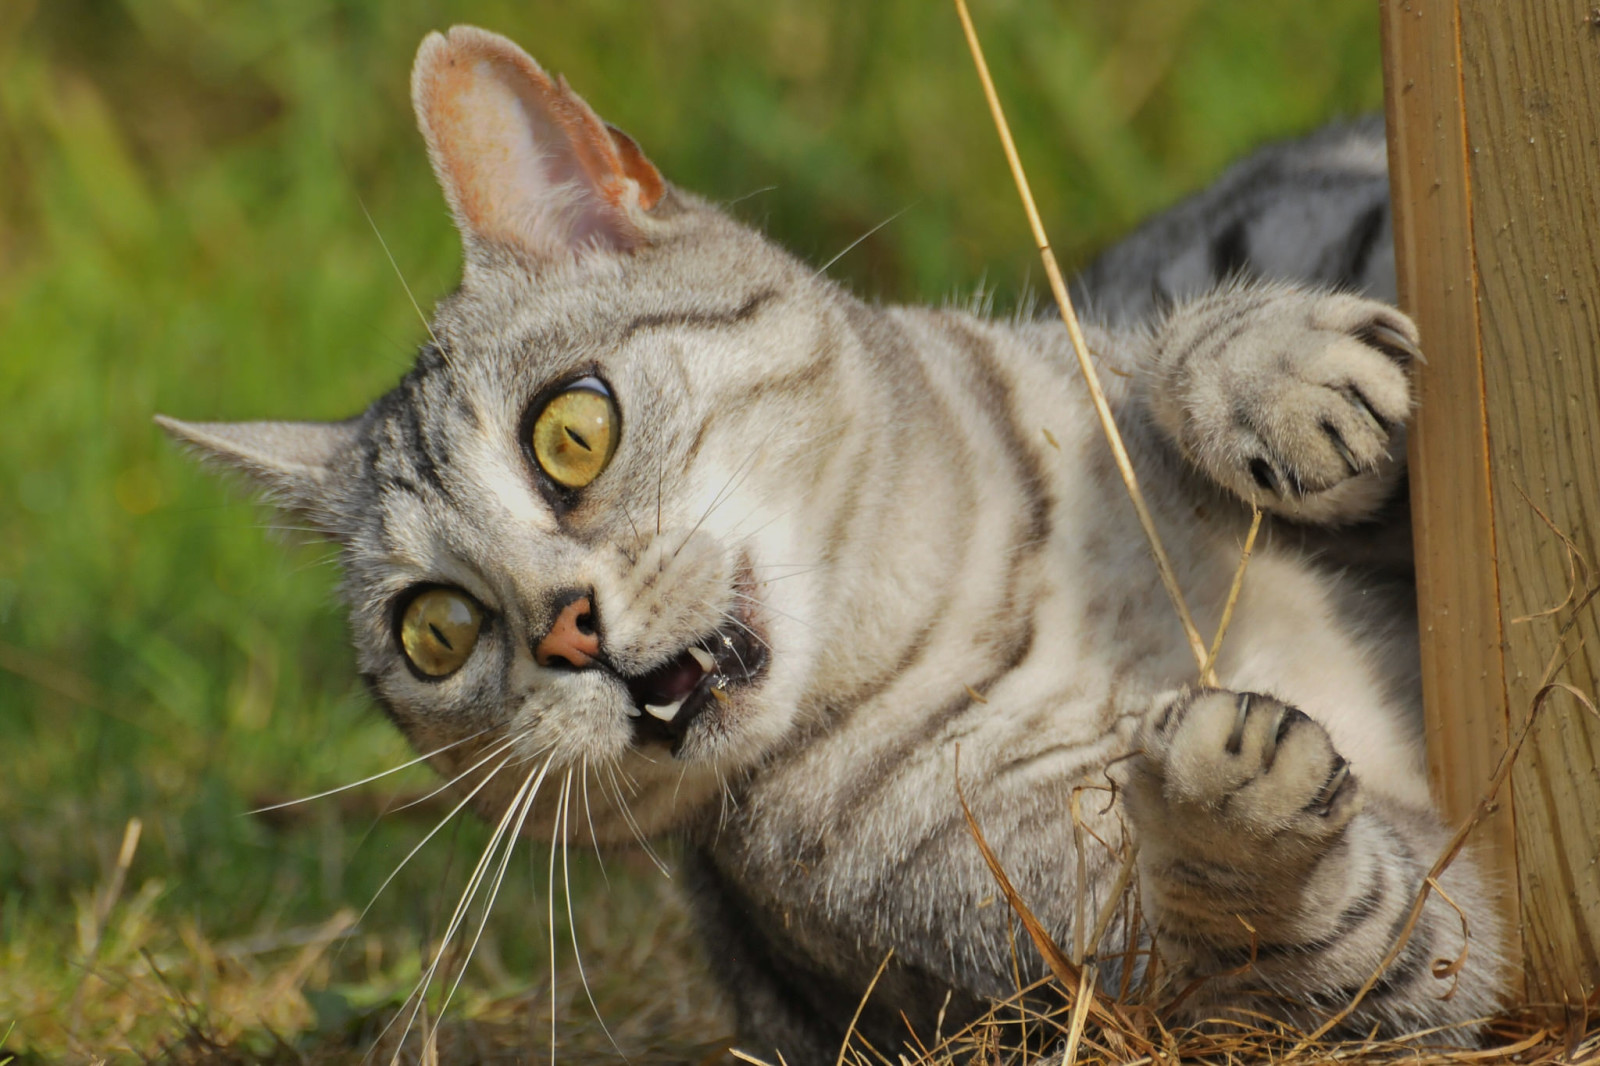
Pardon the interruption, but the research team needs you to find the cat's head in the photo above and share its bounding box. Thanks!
[159,27,882,840]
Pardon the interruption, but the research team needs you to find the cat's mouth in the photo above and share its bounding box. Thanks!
[621,614,768,749]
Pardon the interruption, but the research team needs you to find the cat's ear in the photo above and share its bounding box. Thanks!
[411,25,666,268]
[156,415,359,536]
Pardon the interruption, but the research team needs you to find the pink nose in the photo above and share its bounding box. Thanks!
[535,596,600,669]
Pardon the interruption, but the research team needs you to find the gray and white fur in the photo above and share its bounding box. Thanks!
[159,27,1505,1064]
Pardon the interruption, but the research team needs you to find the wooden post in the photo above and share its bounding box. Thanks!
[1383,0,1600,1007]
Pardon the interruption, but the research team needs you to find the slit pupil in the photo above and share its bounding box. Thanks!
[565,425,592,451]
[429,622,453,650]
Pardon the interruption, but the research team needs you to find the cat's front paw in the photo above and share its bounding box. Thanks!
[1152,286,1418,525]
[1125,688,1362,848]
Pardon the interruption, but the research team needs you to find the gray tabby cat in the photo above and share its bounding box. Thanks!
[159,27,1505,1063]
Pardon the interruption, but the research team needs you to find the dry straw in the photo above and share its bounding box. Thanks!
[951,0,1222,678]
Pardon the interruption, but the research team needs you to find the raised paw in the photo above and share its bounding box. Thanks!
[1150,284,1418,525]
[1125,688,1363,848]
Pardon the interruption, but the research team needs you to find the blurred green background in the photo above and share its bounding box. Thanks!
[0,0,1383,1059]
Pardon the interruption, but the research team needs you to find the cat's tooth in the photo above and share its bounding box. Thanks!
[687,646,716,674]
[625,704,642,718]
[645,700,684,722]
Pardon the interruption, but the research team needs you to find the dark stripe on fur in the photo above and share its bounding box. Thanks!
[830,619,1037,827]
[1163,292,1275,379]
[622,288,777,339]
[1337,203,1388,290]
[1209,217,1253,280]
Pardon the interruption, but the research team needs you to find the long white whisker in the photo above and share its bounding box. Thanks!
[391,733,526,813]
[391,754,551,1061]
[670,761,692,807]
[724,183,778,207]
[579,762,610,888]
[356,751,515,931]
[374,751,515,1063]
[815,205,912,276]
[436,753,552,1025]
[674,424,785,557]
[561,769,630,1060]
[357,194,446,360]
[601,762,669,877]
[547,774,562,1065]
[727,594,807,639]
[246,728,490,815]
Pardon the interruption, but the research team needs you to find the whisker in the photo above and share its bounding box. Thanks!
[724,183,778,207]
[246,728,490,815]
[546,774,561,1065]
[618,504,644,566]
[357,750,518,931]
[391,733,525,813]
[728,593,809,638]
[674,425,784,557]
[670,761,693,807]
[601,762,670,877]
[357,193,447,361]
[684,601,774,655]
[746,565,829,586]
[579,761,610,888]
[815,205,912,276]
[560,768,630,1060]
[396,753,554,1060]
[436,753,552,1026]
[377,752,524,1062]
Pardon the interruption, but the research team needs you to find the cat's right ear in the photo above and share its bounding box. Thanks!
[411,26,667,271]
[155,415,358,538]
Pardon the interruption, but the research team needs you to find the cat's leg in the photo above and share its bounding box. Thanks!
[1123,688,1505,1037]
[1143,282,1418,526]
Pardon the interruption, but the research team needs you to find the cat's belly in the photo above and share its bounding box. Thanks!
[703,505,1425,1016]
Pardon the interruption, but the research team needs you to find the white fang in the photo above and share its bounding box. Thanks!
[645,700,684,722]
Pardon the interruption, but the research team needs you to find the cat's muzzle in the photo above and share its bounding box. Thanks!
[621,613,768,750]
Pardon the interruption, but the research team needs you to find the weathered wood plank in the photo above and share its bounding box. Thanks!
[1380,0,1521,985]
[1460,0,1600,1004]
[1384,0,1600,1007]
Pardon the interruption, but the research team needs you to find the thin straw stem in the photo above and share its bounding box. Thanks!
[952,0,1210,674]
[1202,507,1263,685]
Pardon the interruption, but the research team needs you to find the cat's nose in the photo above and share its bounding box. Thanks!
[535,591,601,669]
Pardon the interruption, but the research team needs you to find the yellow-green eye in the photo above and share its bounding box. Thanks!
[531,378,619,489]
[399,588,483,678]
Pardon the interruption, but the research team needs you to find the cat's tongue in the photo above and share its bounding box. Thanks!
[625,648,707,711]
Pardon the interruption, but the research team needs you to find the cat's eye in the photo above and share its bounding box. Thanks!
[398,588,483,678]
[530,377,619,489]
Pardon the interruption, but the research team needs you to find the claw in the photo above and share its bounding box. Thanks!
[1345,386,1391,437]
[1359,320,1426,366]
[1224,692,1251,754]
[1324,422,1361,476]
[1260,704,1289,771]
[1310,757,1352,816]
[1249,458,1282,498]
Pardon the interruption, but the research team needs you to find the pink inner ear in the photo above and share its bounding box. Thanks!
[414,27,664,259]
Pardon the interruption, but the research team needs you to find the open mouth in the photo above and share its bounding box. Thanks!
[621,615,768,748]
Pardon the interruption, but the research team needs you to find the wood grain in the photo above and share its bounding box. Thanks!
[1385,0,1600,1007]
[1460,0,1600,1004]
[1380,0,1521,987]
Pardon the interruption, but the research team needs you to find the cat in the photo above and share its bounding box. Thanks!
[159,26,1506,1063]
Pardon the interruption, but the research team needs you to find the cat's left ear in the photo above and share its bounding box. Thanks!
[155,415,358,537]
[411,25,667,269]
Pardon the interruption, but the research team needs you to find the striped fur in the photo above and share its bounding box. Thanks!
[160,28,1506,1063]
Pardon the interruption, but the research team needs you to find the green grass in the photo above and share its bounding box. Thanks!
[0,0,1383,1059]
